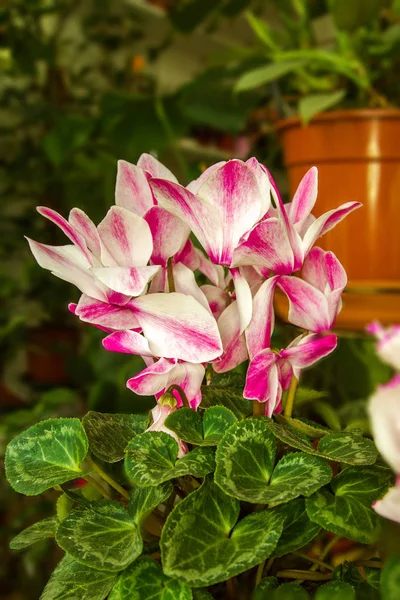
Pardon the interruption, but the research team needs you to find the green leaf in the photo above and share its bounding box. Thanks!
[10,516,58,550]
[299,90,346,124]
[306,466,393,544]
[315,581,355,599]
[380,556,400,600]
[253,577,279,599]
[56,493,74,521]
[41,555,116,600]
[267,423,377,465]
[83,412,148,463]
[275,415,331,439]
[200,385,252,418]
[56,500,142,571]
[271,499,320,558]
[5,418,88,495]
[274,583,309,599]
[109,558,192,600]
[215,420,331,505]
[235,60,307,92]
[129,482,173,526]
[192,591,214,600]
[165,406,237,446]
[125,432,215,486]
[161,478,284,587]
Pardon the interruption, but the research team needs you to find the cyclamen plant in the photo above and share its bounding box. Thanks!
[5,155,400,599]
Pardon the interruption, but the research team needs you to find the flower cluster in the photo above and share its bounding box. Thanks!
[28,154,360,419]
[368,323,400,523]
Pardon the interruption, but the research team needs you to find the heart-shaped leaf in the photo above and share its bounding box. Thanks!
[274,583,310,599]
[161,478,284,587]
[56,500,142,571]
[83,412,148,463]
[41,555,116,600]
[275,415,331,439]
[381,556,400,600]
[165,406,237,446]
[125,432,215,486]
[306,466,393,544]
[200,385,252,418]
[109,558,192,600]
[5,418,88,495]
[267,423,377,465]
[215,420,331,504]
[129,482,173,526]
[10,516,58,550]
[315,581,355,599]
[271,499,321,558]
[253,577,279,599]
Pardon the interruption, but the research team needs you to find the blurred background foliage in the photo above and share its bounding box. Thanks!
[1,0,399,597]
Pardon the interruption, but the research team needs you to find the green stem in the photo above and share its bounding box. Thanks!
[277,569,332,581]
[167,258,175,293]
[87,457,129,500]
[255,560,266,587]
[83,474,111,500]
[293,551,334,571]
[284,374,298,417]
[319,534,341,562]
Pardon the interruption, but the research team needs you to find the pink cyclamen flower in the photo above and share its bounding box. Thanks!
[146,404,188,458]
[367,322,400,371]
[232,166,361,276]
[277,247,347,333]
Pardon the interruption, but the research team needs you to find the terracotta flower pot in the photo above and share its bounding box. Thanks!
[277,109,400,330]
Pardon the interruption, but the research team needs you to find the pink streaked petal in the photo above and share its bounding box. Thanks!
[26,238,107,302]
[150,179,223,264]
[231,267,253,333]
[277,276,331,332]
[171,362,205,409]
[212,302,248,373]
[200,285,228,320]
[373,486,400,523]
[368,380,400,473]
[302,201,362,256]
[91,265,160,296]
[196,249,226,288]
[146,404,188,458]
[175,239,200,271]
[377,327,400,371]
[102,330,154,357]
[244,350,278,407]
[367,321,385,338]
[172,263,211,312]
[246,276,279,359]
[302,247,347,294]
[278,358,293,391]
[115,160,154,216]
[245,157,271,218]
[129,293,222,363]
[127,358,177,395]
[145,206,189,266]
[232,218,296,274]
[75,294,140,329]
[288,167,318,227]
[196,159,262,265]
[281,333,337,368]
[137,153,178,182]
[149,267,167,293]
[186,161,226,194]
[37,207,93,265]
[97,206,153,267]
[69,208,102,259]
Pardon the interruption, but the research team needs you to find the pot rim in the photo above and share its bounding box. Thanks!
[276,107,400,132]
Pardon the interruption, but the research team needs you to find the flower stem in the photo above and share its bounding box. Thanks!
[293,551,334,571]
[167,258,175,293]
[83,474,111,500]
[87,457,129,500]
[284,374,298,417]
[276,569,332,581]
[253,401,264,417]
[255,560,266,587]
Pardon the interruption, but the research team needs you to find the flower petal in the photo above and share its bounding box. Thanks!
[115,160,154,216]
[129,293,222,363]
[281,333,337,370]
[368,380,400,473]
[246,276,279,359]
[212,302,248,373]
[302,201,362,256]
[137,153,178,182]
[146,404,188,458]
[288,167,318,228]
[69,208,102,259]
[75,294,140,329]
[97,206,153,267]
[37,207,92,264]
[26,238,106,301]
[244,350,281,415]
[245,157,271,218]
[102,330,154,356]
[277,276,331,332]
[373,486,400,523]
[196,159,263,265]
[231,267,253,333]
[201,284,228,320]
[91,265,160,296]
[145,206,189,266]
[172,262,211,312]
[186,161,226,194]
[150,179,223,265]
